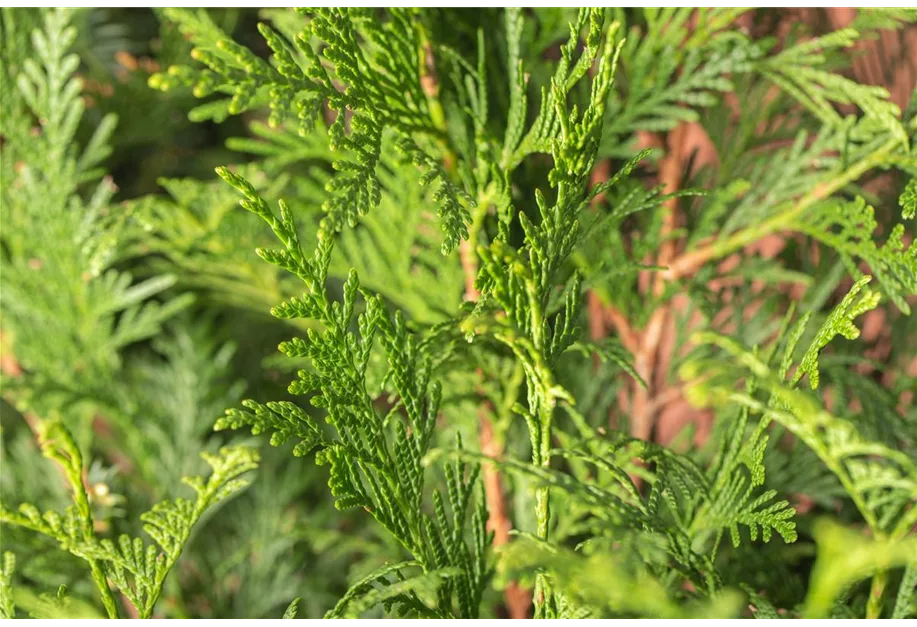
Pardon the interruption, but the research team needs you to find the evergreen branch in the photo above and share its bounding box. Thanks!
[891,562,917,619]
[0,553,13,619]
[666,135,904,279]
[85,447,259,618]
[900,177,917,219]
[1,417,258,619]
[684,283,917,539]
[36,420,119,618]
[787,198,916,314]
[216,168,490,617]
[324,560,422,618]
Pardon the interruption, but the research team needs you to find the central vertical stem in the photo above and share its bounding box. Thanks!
[532,393,554,618]
[524,273,556,618]
[866,569,887,619]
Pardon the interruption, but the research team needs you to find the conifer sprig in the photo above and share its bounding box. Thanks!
[215,165,490,618]
[0,420,259,618]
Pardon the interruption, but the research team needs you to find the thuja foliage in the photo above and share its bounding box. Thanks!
[1,6,915,619]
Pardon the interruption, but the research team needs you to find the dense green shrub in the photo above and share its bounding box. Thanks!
[1,7,915,619]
